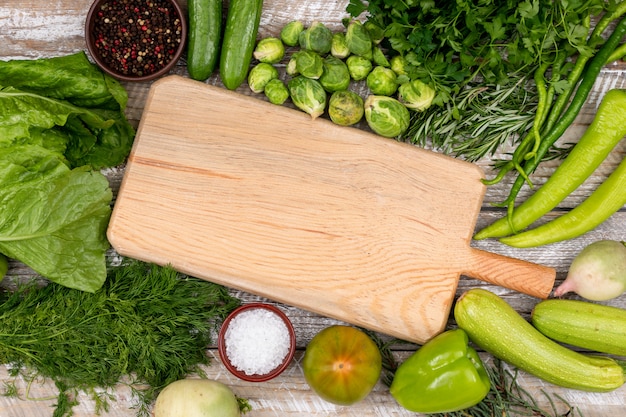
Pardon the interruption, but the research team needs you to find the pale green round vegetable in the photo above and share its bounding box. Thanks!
[390,55,411,76]
[345,20,372,56]
[346,55,372,81]
[328,90,364,126]
[299,21,333,55]
[294,50,324,79]
[366,66,398,96]
[364,21,384,45]
[153,379,240,417]
[398,79,436,111]
[372,46,390,68]
[364,95,410,138]
[288,76,327,120]
[253,37,285,64]
[319,56,351,93]
[280,20,304,46]
[247,62,279,94]
[264,78,290,105]
[286,55,298,76]
[331,32,350,59]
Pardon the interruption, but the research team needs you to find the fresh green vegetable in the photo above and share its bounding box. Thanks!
[299,21,333,55]
[287,76,327,120]
[364,20,384,45]
[552,240,626,301]
[532,299,626,356]
[366,66,397,96]
[371,46,389,68]
[247,62,278,93]
[330,32,350,59]
[187,0,222,81]
[0,259,240,417]
[346,55,372,81]
[319,56,351,93]
[303,325,382,406]
[264,78,289,105]
[280,20,304,46]
[328,90,364,126]
[364,95,409,138]
[389,54,411,77]
[454,288,626,392]
[476,88,626,241]
[499,157,626,248]
[219,0,264,90]
[293,50,324,79]
[345,20,371,57]
[397,79,435,112]
[253,37,285,64]
[153,379,241,417]
[390,329,490,413]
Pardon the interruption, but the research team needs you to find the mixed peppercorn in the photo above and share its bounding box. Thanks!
[91,0,183,77]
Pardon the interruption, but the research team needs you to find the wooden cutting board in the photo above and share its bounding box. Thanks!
[108,76,555,344]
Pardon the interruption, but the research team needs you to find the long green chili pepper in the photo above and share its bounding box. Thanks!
[499,154,626,247]
[481,15,626,219]
[475,88,626,240]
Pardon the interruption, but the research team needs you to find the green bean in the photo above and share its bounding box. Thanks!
[499,155,626,248]
[476,15,626,238]
[474,88,626,240]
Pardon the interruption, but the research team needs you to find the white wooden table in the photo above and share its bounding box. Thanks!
[1,1,625,416]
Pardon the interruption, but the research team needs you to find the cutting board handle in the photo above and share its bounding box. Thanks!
[465,248,556,299]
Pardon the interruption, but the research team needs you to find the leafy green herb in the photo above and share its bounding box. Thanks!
[0,259,241,417]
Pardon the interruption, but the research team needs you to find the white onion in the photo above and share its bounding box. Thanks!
[153,379,240,417]
[554,240,626,301]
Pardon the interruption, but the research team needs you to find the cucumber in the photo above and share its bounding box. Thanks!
[532,299,626,356]
[454,288,625,392]
[219,0,264,90]
[187,0,222,81]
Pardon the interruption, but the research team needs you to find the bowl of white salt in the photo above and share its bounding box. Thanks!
[218,303,296,382]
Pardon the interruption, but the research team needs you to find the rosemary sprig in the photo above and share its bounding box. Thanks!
[0,259,241,417]
[404,78,538,162]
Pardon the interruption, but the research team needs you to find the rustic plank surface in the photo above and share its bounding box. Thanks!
[1,0,626,416]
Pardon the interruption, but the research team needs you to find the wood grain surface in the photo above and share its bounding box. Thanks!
[1,0,626,416]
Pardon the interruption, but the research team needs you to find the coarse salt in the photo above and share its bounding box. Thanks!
[224,307,291,376]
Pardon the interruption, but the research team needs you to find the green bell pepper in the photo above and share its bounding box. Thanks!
[389,329,490,413]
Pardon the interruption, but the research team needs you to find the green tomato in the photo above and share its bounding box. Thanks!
[253,37,285,64]
[280,20,304,47]
[287,76,327,120]
[303,325,382,406]
[328,90,364,126]
[366,66,398,96]
[364,95,410,138]
[153,379,240,417]
[319,56,351,93]
[247,62,278,94]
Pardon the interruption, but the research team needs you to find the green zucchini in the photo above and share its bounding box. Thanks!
[219,0,264,90]
[187,0,222,81]
[532,299,626,356]
[454,289,625,392]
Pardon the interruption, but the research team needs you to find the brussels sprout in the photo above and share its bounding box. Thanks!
[345,20,372,57]
[364,95,410,138]
[293,49,324,79]
[286,55,298,76]
[319,56,351,93]
[288,76,327,120]
[281,20,305,46]
[299,21,333,55]
[390,55,410,76]
[364,21,385,45]
[248,62,279,93]
[398,79,436,112]
[346,55,373,81]
[328,90,364,126]
[366,66,398,96]
[264,78,290,105]
[331,32,350,59]
[253,37,285,64]
[372,46,390,68]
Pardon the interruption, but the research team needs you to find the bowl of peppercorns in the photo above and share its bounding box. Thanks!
[85,0,187,82]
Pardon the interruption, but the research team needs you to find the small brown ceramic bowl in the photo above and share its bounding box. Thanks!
[85,0,187,82]
[218,303,296,382]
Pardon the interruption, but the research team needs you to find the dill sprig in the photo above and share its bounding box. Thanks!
[0,259,241,417]
[405,78,538,162]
